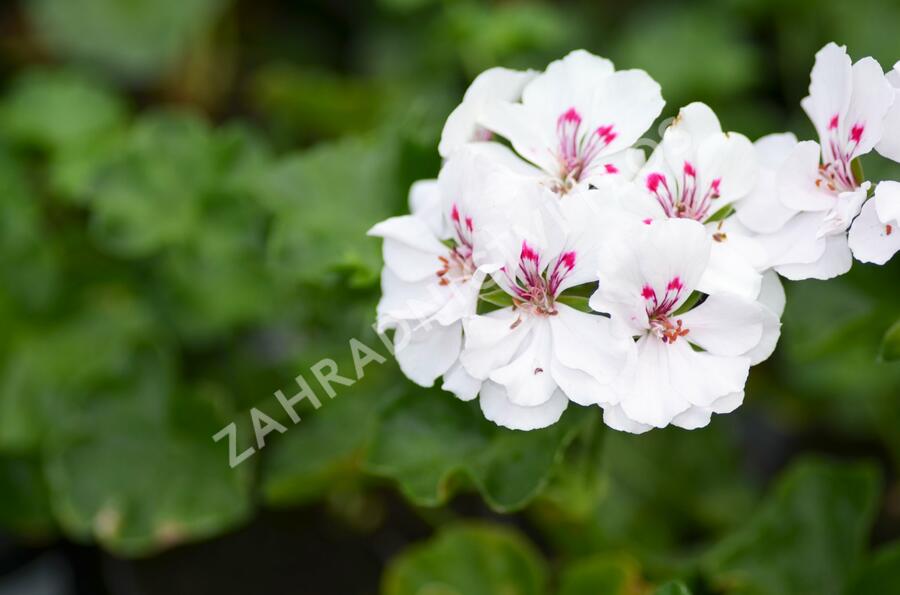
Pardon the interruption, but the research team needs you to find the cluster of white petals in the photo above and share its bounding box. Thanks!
[370,45,900,433]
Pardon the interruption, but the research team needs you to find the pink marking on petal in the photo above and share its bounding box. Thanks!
[450,203,460,222]
[667,276,683,291]
[559,251,576,270]
[829,114,839,130]
[604,163,619,174]
[465,216,473,232]
[711,178,721,193]
[641,285,657,300]
[646,172,666,192]
[642,218,653,225]
[520,241,539,263]
[683,162,696,177]
[850,124,864,144]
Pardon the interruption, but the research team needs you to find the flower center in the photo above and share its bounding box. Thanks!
[646,162,721,222]
[437,203,476,285]
[552,107,618,194]
[816,114,861,194]
[642,277,690,344]
[503,241,576,325]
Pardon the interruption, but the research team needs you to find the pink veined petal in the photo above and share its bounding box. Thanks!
[678,293,765,357]
[775,232,852,280]
[844,56,896,158]
[637,219,711,307]
[479,381,569,431]
[801,43,853,145]
[848,198,900,265]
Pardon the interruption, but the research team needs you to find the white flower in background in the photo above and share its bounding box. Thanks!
[875,61,900,163]
[477,49,665,195]
[459,191,635,430]
[438,67,536,158]
[367,150,516,396]
[626,102,762,298]
[848,181,900,264]
[589,219,780,434]
[745,43,894,280]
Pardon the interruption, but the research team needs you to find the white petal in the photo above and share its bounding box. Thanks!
[776,141,835,212]
[666,347,750,408]
[376,267,443,326]
[746,301,781,365]
[549,304,632,386]
[408,179,444,237]
[490,321,558,407]
[698,235,763,300]
[758,269,786,317]
[679,293,764,356]
[756,211,827,269]
[369,215,446,282]
[602,403,653,434]
[460,310,531,379]
[588,69,665,156]
[737,167,798,234]
[845,57,896,157]
[439,67,536,158]
[551,360,618,407]
[709,391,745,414]
[753,132,800,168]
[696,132,758,206]
[442,360,482,402]
[848,198,900,265]
[802,43,852,144]
[875,180,900,224]
[479,381,568,431]
[669,102,724,144]
[395,323,462,387]
[618,337,692,427]
[775,233,852,280]
[876,64,900,162]
[670,406,713,430]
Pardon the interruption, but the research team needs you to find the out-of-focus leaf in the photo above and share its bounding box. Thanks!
[843,541,900,594]
[0,456,55,535]
[558,554,644,595]
[654,581,693,595]
[364,390,591,512]
[0,69,126,151]
[27,0,230,83]
[262,134,403,286]
[880,319,900,361]
[382,524,547,595]
[703,458,880,595]
[44,360,252,557]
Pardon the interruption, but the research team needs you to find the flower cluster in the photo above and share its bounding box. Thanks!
[369,46,900,433]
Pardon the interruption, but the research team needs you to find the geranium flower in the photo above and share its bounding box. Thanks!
[367,150,514,395]
[589,219,779,433]
[477,50,664,196]
[458,192,634,430]
[439,67,536,158]
[627,102,762,298]
[848,181,900,264]
[745,43,894,280]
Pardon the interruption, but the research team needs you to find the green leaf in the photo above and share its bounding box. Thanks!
[880,319,900,361]
[27,0,230,83]
[843,541,900,594]
[0,455,55,536]
[556,295,593,313]
[0,69,126,151]
[382,524,547,595]
[558,554,643,595]
[364,390,591,511]
[479,288,515,309]
[262,134,403,286]
[704,203,735,224]
[703,458,880,595]
[672,291,704,316]
[654,581,693,595]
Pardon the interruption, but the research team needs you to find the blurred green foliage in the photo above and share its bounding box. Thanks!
[0,0,898,592]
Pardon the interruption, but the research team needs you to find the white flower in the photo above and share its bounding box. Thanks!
[458,191,635,430]
[367,150,514,396]
[875,61,900,163]
[477,49,665,195]
[626,102,762,299]
[744,43,894,280]
[439,67,536,158]
[589,218,779,434]
[848,181,900,264]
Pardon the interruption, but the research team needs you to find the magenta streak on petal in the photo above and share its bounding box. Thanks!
[642,276,689,343]
[502,241,576,317]
[646,162,722,222]
[553,107,617,189]
[818,114,863,193]
[437,203,477,285]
